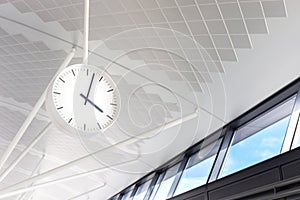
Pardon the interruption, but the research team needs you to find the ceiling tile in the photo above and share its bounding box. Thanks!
[196,0,215,5]
[240,2,264,19]
[206,61,224,73]
[230,34,252,48]
[205,48,219,61]
[105,0,126,12]
[225,19,247,34]
[170,22,190,35]
[206,20,227,34]
[163,7,185,22]
[11,1,31,13]
[122,0,143,11]
[188,20,208,35]
[199,4,222,20]
[25,0,44,11]
[212,35,232,49]
[48,8,68,21]
[184,48,202,60]
[36,10,55,22]
[219,3,242,19]
[176,0,196,6]
[156,0,178,8]
[179,6,202,21]
[145,9,166,24]
[262,0,287,18]
[245,18,268,34]
[194,35,214,48]
[39,0,57,9]
[217,49,237,61]
[138,0,160,10]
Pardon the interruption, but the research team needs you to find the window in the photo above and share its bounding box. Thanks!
[219,96,296,178]
[133,179,152,200]
[174,139,222,196]
[292,115,300,148]
[148,173,164,200]
[151,163,180,200]
[121,190,133,200]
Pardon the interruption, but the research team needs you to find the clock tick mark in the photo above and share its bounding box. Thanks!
[97,122,102,130]
[59,78,65,83]
[57,106,63,110]
[68,118,72,123]
[106,115,113,120]
[107,89,113,92]
[71,69,75,76]
[110,103,117,106]
[99,76,103,82]
[84,123,86,131]
[53,92,61,95]
[86,69,89,76]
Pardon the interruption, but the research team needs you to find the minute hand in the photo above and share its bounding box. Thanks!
[84,73,95,105]
[80,93,103,113]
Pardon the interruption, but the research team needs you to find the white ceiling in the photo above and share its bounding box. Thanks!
[0,0,300,199]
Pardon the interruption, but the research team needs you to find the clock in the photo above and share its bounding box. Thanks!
[46,64,120,134]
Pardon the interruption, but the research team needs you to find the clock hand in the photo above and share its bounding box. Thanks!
[84,73,95,105]
[80,93,103,113]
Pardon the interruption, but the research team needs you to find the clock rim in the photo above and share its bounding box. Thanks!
[45,63,121,136]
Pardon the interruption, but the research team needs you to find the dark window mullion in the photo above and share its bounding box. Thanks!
[167,156,189,198]
[208,126,235,182]
[143,173,160,200]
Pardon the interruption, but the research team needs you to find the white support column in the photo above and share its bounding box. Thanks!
[82,0,90,64]
[0,110,198,198]
[0,123,52,182]
[0,48,76,172]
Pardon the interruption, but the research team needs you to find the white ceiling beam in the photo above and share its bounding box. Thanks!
[0,123,52,182]
[0,109,198,199]
[0,48,76,172]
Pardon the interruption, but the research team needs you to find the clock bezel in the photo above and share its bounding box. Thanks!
[46,64,121,136]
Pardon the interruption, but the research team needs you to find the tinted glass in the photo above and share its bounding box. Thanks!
[133,179,152,200]
[174,139,221,196]
[121,190,133,200]
[152,163,180,200]
[149,174,164,200]
[219,97,295,178]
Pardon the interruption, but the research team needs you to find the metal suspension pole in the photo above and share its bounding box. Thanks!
[0,123,52,182]
[82,0,89,64]
[0,109,198,198]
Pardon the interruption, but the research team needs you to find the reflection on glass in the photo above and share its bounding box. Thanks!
[220,112,292,178]
[219,96,296,178]
[152,163,180,200]
[292,114,300,149]
[149,174,164,200]
[121,190,133,200]
[174,140,221,196]
[133,179,152,200]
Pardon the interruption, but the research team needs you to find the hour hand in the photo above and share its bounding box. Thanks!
[80,93,103,113]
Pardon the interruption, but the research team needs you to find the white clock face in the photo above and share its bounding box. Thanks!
[50,64,120,133]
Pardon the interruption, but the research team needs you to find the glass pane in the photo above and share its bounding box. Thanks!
[122,190,133,200]
[149,174,164,200]
[174,139,221,196]
[292,113,300,149]
[133,179,152,200]
[152,163,180,200]
[219,96,295,178]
